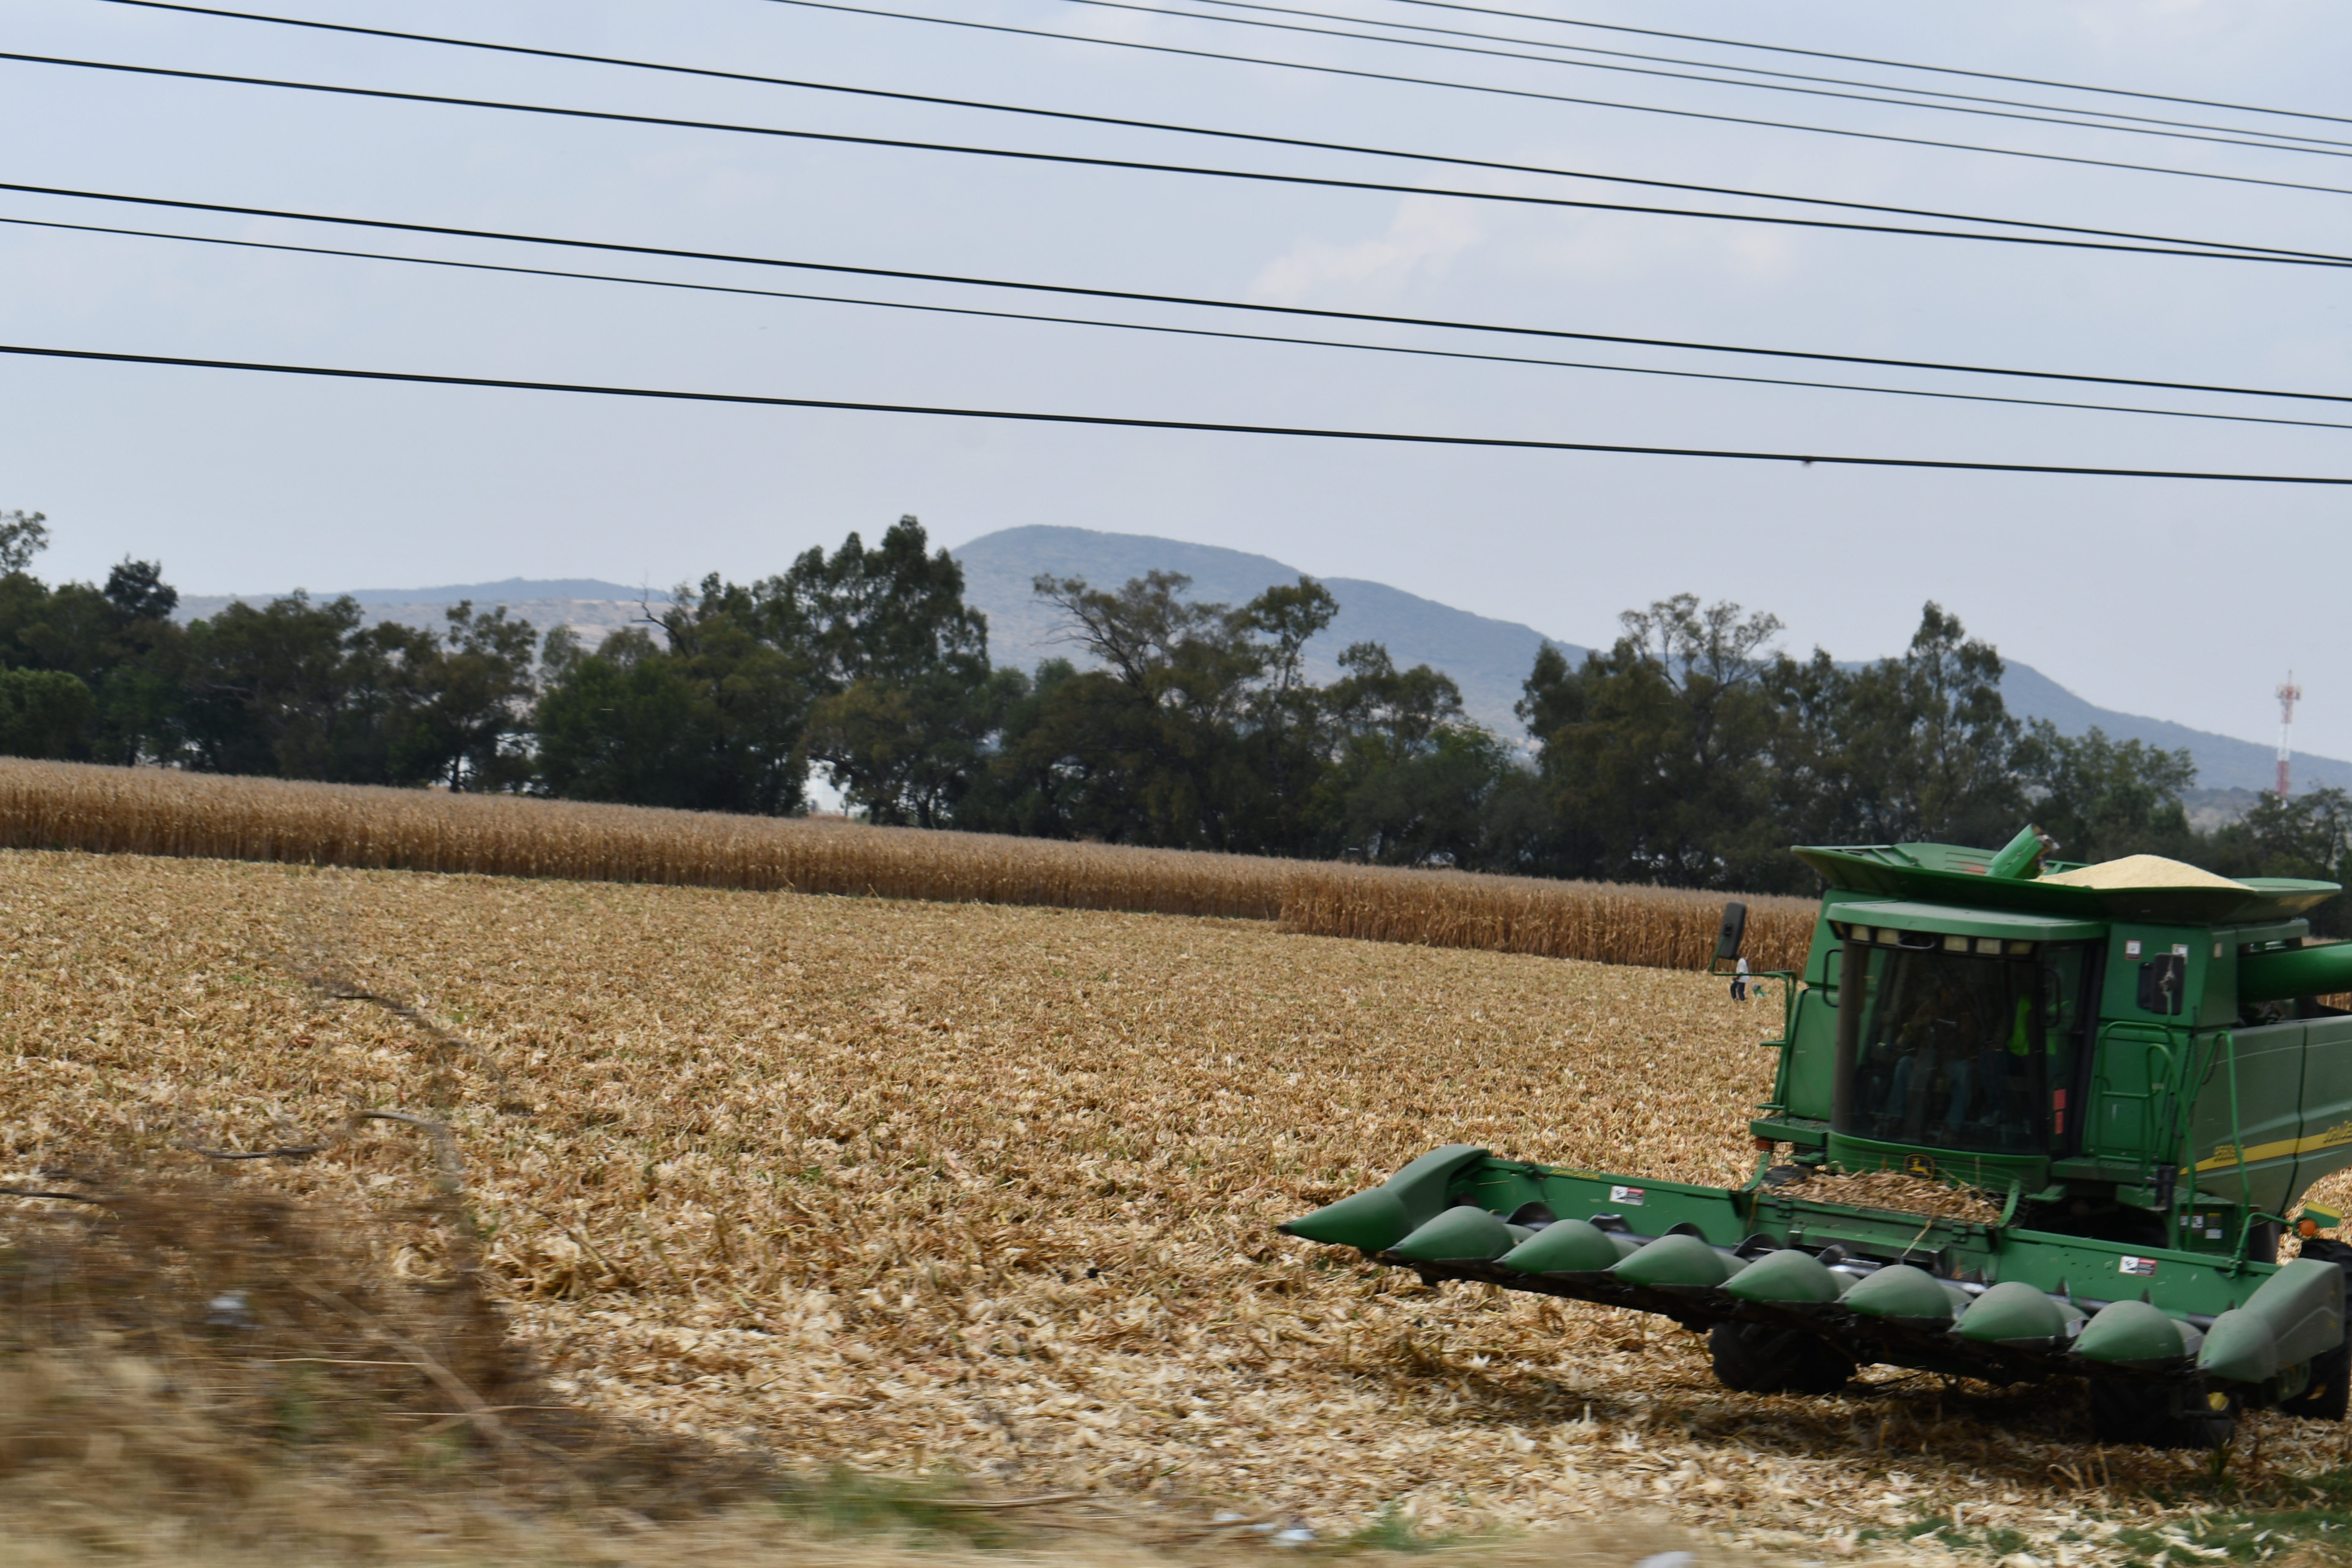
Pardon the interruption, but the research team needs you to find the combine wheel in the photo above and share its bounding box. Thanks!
[2278,1342,2352,1422]
[1709,1320,1854,1395]
[2088,1379,2238,1449]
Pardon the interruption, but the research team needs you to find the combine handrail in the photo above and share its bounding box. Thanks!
[2224,1030,2257,1264]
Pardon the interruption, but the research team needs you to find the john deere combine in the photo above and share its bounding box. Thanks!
[1281,830,2352,1447]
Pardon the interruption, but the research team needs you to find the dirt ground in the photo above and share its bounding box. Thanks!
[4,849,2348,1564]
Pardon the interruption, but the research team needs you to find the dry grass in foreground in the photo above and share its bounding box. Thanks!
[11,849,2332,1565]
[0,1171,778,1549]
[0,758,1816,972]
[3,1171,1757,1568]
[3,1505,1734,1568]
[3,1143,1269,1563]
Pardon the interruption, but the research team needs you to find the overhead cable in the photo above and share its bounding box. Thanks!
[1034,0,2347,160]
[19,213,2350,433]
[68,1,2352,265]
[99,0,2346,162]
[1175,0,2352,150]
[8,342,2348,485]
[74,0,2352,264]
[15,52,2352,268]
[13,179,2351,407]
[1354,0,2352,130]
[760,0,2352,199]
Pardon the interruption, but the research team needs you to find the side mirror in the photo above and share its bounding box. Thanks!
[1715,901,1747,968]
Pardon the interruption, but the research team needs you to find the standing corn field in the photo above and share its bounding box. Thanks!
[0,759,1814,972]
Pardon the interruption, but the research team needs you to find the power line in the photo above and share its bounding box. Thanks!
[8,341,2347,484]
[1184,0,2352,149]
[76,0,2352,267]
[762,0,2352,200]
[101,0,2347,166]
[14,178,2351,407]
[1042,0,2348,161]
[1358,0,2352,130]
[17,52,2352,271]
[20,212,2351,433]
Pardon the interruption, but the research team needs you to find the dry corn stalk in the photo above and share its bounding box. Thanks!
[0,759,1813,973]
[1279,863,1812,971]
[1792,1169,2006,1225]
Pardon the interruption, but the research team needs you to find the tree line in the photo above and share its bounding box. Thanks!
[1,508,2342,914]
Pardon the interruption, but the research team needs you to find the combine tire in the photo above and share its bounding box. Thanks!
[2088,1379,2238,1449]
[1709,1320,1854,1395]
[2278,1342,2352,1422]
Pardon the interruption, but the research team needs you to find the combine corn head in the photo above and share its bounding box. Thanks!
[1282,830,2352,1448]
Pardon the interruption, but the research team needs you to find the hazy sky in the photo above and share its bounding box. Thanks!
[3,0,2347,754]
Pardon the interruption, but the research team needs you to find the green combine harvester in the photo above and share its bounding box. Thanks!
[1281,829,2352,1448]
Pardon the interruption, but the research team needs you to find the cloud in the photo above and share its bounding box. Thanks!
[1247,197,1484,306]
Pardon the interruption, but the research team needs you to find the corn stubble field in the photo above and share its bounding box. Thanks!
[8,848,2351,1565]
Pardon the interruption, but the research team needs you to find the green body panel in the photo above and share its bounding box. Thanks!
[2208,939,2244,1027]
[1842,900,2107,944]
[2189,1025,2306,1214]
[2180,1021,2352,1214]
[1983,1228,2249,1309]
[2094,924,2274,1029]
[2198,1261,2348,1384]
[2234,1259,2346,1367]
[1774,987,1839,1127]
[1799,907,1846,988]
[1788,844,2336,926]
[2089,1022,2183,1170]
[2294,1017,2352,1197]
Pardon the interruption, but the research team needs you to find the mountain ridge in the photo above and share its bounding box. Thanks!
[173,530,2344,797]
[952,527,2346,796]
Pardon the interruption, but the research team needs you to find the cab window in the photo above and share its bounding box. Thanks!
[1839,939,2090,1155]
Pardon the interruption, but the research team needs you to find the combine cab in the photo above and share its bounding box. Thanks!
[1281,830,2352,1447]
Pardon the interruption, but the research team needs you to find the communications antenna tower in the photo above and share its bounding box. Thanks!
[2277,672,2303,797]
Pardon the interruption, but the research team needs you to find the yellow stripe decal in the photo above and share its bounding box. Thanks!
[2193,1121,2352,1173]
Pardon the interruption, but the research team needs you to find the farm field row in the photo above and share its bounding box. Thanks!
[0,758,1816,972]
[3,849,2328,1560]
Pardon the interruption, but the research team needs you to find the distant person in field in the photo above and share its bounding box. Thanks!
[1730,954,1749,1002]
